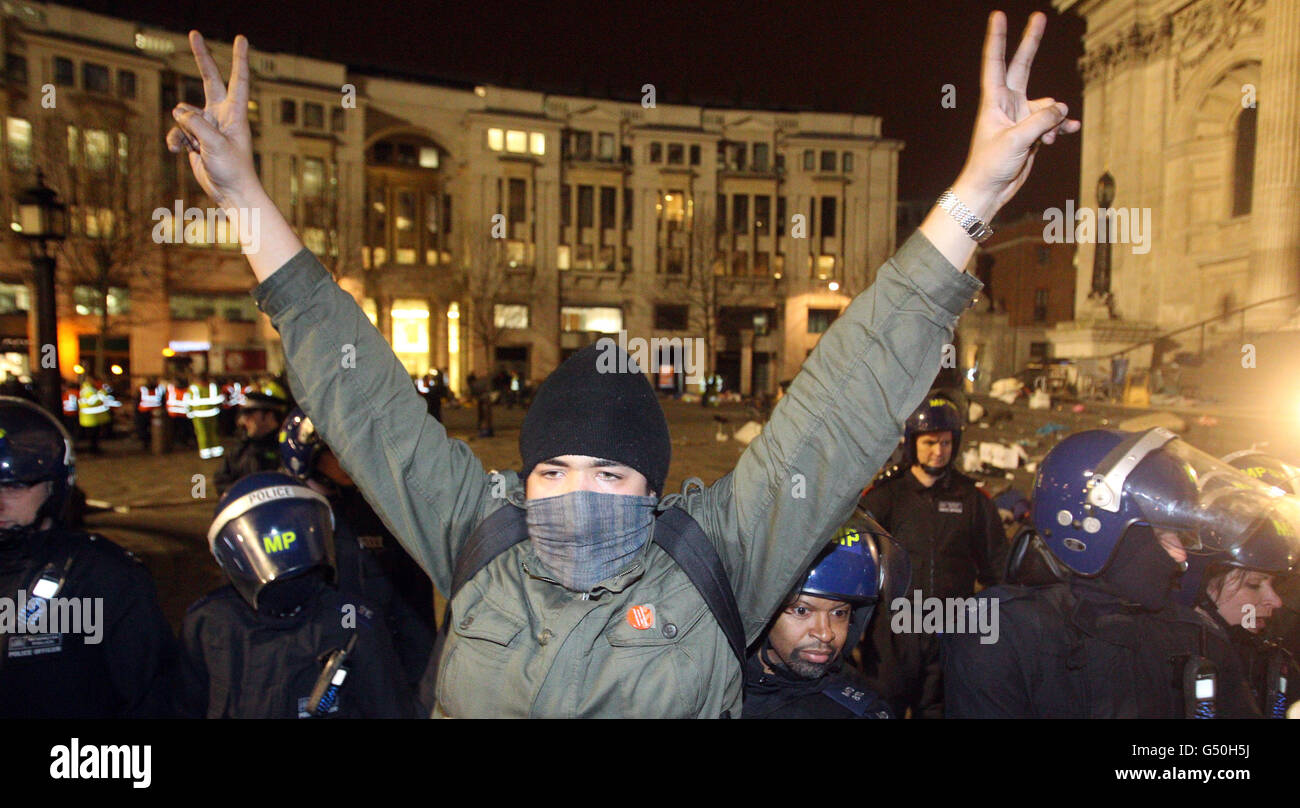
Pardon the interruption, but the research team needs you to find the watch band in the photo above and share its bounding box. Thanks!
[937,189,994,243]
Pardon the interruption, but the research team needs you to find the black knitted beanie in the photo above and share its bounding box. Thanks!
[519,341,671,496]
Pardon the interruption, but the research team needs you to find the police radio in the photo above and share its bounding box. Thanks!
[22,557,73,628]
[1183,656,1217,719]
[306,633,358,717]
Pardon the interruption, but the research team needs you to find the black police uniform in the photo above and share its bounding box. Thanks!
[741,655,892,719]
[330,485,437,691]
[1216,616,1295,718]
[943,532,1260,719]
[178,583,420,718]
[0,528,175,718]
[214,430,280,495]
[858,464,1006,718]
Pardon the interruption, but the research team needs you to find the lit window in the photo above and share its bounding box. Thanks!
[529,132,546,155]
[487,128,504,151]
[391,300,430,354]
[85,130,110,171]
[560,306,622,333]
[7,117,32,173]
[505,130,527,153]
[557,245,571,270]
[494,304,529,329]
[419,147,439,169]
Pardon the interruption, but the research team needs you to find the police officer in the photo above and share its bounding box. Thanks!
[1178,487,1300,717]
[1221,450,1300,676]
[281,407,437,693]
[213,381,288,495]
[943,428,1268,718]
[178,472,420,718]
[0,397,175,717]
[77,374,110,455]
[135,376,164,449]
[743,510,905,719]
[168,13,1078,717]
[187,371,225,460]
[858,393,1005,717]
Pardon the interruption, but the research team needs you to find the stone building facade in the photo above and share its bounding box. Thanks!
[1053,0,1300,345]
[0,1,902,398]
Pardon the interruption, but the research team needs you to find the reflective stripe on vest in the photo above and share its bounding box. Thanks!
[187,383,222,418]
[139,385,163,409]
[167,385,189,416]
[62,393,78,413]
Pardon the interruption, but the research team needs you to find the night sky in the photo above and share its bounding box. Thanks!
[64,0,1085,218]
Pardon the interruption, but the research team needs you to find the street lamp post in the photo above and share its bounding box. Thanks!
[17,170,69,418]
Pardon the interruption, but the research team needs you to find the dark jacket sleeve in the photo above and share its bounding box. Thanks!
[971,489,1007,589]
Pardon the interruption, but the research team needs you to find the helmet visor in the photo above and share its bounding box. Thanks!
[1112,434,1300,558]
[208,486,334,604]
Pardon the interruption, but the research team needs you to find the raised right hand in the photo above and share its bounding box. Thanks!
[165,32,260,209]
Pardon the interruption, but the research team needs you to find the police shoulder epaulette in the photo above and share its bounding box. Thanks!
[872,464,905,485]
[71,530,142,565]
[821,681,880,717]
[186,585,242,614]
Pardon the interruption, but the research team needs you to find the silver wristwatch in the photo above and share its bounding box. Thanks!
[937,189,994,243]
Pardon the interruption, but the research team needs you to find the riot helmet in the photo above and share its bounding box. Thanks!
[0,396,75,540]
[279,407,325,480]
[208,471,335,611]
[903,393,963,474]
[1033,428,1300,577]
[770,508,911,672]
[1221,450,1300,496]
[241,380,289,412]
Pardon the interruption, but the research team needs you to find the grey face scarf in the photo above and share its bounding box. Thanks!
[525,490,658,592]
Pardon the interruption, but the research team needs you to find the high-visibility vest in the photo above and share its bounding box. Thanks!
[78,382,110,426]
[138,385,164,411]
[186,382,223,419]
[166,384,188,417]
[222,381,246,408]
[62,390,78,414]
[103,384,122,409]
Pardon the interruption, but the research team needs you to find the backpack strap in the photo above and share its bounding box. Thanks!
[449,503,530,599]
[651,505,747,672]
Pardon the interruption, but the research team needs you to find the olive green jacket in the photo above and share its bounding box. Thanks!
[252,230,980,717]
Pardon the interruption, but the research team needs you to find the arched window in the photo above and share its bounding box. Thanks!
[1232,105,1257,217]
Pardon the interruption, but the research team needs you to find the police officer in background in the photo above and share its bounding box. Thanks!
[0,397,175,717]
[214,381,288,495]
[281,408,437,694]
[943,428,1266,718]
[743,510,905,719]
[858,393,1005,717]
[135,377,165,449]
[177,472,419,718]
[1178,486,1300,717]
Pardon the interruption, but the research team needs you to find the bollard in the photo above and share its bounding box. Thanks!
[151,407,169,455]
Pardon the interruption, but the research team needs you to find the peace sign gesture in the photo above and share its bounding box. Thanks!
[165,32,259,210]
[951,11,1081,218]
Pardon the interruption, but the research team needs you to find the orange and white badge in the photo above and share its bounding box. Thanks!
[626,604,656,630]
